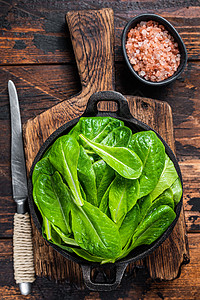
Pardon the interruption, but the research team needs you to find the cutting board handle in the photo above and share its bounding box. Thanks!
[66,8,115,93]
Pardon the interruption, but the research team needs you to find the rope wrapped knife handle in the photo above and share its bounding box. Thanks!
[13,213,35,288]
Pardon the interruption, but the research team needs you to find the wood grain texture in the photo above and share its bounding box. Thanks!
[1,61,200,158]
[0,0,199,298]
[0,234,198,299]
[30,95,189,284]
[0,62,199,238]
[66,9,114,91]
[23,8,115,172]
[0,1,200,64]
[1,8,189,286]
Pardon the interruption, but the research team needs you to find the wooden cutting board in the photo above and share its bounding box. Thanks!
[23,8,189,288]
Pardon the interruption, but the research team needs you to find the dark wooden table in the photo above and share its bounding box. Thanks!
[0,1,200,299]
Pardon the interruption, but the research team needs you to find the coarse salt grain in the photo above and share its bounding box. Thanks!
[126,20,181,82]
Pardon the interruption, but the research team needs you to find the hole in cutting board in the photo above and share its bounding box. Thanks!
[97,101,118,112]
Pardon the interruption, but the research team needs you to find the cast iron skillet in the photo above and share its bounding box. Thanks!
[28,91,183,291]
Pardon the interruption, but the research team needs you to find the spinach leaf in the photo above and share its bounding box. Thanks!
[33,171,71,234]
[88,154,95,163]
[91,119,123,143]
[80,134,143,179]
[72,248,104,263]
[38,167,121,259]
[71,201,122,259]
[146,190,174,217]
[42,223,74,253]
[42,217,79,247]
[42,215,52,240]
[79,182,87,201]
[131,205,176,249]
[99,184,111,216]
[170,178,182,206]
[101,126,132,147]
[93,160,115,206]
[137,195,152,222]
[68,121,81,140]
[120,205,176,258]
[42,145,52,158]
[32,157,55,185]
[69,117,123,144]
[49,135,83,206]
[150,154,178,200]
[109,176,139,225]
[160,187,174,199]
[77,146,97,206]
[51,224,79,246]
[93,160,107,189]
[129,131,165,198]
[119,203,140,248]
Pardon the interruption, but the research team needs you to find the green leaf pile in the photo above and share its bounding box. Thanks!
[32,117,182,263]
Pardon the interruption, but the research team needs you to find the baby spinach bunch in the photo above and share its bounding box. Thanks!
[32,117,182,263]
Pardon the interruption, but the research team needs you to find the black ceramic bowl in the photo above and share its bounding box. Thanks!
[28,91,183,291]
[122,14,187,86]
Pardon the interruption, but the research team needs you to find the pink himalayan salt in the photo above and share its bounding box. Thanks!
[125,20,181,82]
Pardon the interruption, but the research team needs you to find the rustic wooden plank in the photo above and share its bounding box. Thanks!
[114,6,200,61]
[19,8,189,285]
[0,1,200,299]
[0,234,199,299]
[1,61,199,160]
[116,63,200,162]
[180,160,200,209]
[1,61,199,173]
[185,211,200,233]
[180,159,200,233]
[1,61,199,237]
[1,61,199,157]
[23,8,115,171]
[0,1,199,64]
[24,94,189,283]
[0,73,67,237]
[20,8,125,285]
[142,233,200,300]
[66,9,114,91]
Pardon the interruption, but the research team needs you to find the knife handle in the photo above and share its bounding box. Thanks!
[13,212,35,295]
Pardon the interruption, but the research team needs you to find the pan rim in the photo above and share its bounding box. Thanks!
[28,106,183,268]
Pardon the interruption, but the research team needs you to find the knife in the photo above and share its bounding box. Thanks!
[8,80,35,295]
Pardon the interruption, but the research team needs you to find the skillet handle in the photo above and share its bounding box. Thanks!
[83,91,134,119]
[81,263,128,291]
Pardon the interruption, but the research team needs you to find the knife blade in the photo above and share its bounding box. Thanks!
[8,80,35,295]
[8,80,28,212]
